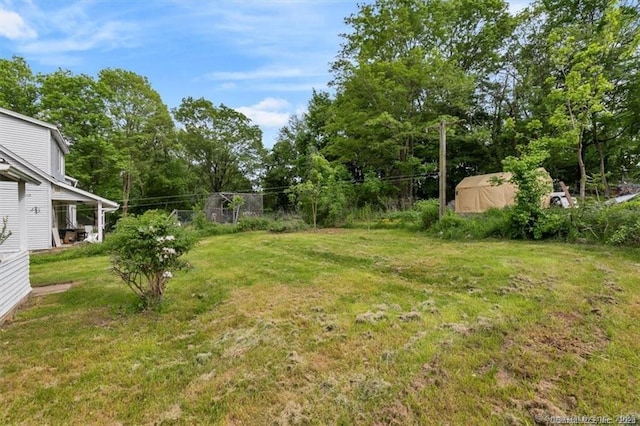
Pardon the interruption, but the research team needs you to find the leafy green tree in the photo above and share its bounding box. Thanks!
[504,0,639,194]
[263,122,301,212]
[288,153,349,228]
[545,4,624,201]
[0,56,38,116]
[173,97,265,193]
[38,70,122,198]
[328,0,513,206]
[502,139,551,239]
[98,69,175,216]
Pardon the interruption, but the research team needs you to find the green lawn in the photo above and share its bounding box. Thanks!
[2,229,639,424]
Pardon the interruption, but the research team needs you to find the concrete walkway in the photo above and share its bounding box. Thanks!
[31,283,73,296]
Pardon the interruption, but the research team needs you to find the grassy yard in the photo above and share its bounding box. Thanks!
[1,229,639,424]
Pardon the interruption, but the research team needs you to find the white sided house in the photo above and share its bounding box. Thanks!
[0,155,41,322]
[0,107,119,251]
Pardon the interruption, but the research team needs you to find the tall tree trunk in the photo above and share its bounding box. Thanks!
[122,171,131,217]
[594,122,609,197]
[578,137,586,201]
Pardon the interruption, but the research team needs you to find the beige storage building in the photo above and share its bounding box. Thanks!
[454,169,552,214]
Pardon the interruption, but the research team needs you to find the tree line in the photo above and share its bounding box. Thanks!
[1,0,638,223]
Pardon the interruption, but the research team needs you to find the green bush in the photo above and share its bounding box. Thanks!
[268,218,309,233]
[531,208,577,241]
[426,208,511,240]
[236,216,271,232]
[572,201,640,246]
[476,208,511,238]
[430,211,471,239]
[109,210,196,308]
[370,209,421,230]
[414,199,440,230]
[191,215,237,237]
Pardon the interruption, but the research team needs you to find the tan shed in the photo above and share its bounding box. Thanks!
[455,169,552,214]
[455,172,515,214]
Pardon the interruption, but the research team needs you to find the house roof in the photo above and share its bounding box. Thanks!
[0,160,42,185]
[51,181,119,209]
[0,107,70,155]
[0,144,118,209]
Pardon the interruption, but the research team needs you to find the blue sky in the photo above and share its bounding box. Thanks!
[0,0,530,147]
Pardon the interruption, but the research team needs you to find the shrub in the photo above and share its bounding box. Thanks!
[414,199,439,230]
[236,216,271,232]
[268,217,309,233]
[109,210,196,308]
[572,201,640,246]
[426,208,511,240]
[532,208,577,240]
[430,211,471,239]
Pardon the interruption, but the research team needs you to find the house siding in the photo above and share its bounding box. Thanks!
[0,251,31,322]
[0,170,52,251]
[26,182,52,250]
[0,114,50,173]
[0,181,21,252]
[50,139,65,181]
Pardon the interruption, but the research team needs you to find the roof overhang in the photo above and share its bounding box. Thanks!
[51,181,119,209]
[0,163,42,185]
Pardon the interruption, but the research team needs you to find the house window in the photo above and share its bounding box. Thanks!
[59,150,64,174]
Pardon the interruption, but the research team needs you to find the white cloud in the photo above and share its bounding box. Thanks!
[20,20,138,54]
[0,7,37,40]
[253,98,290,111]
[236,97,291,128]
[2,2,140,63]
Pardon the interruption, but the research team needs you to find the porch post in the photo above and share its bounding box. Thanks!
[18,181,27,251]
[97,200,103,242]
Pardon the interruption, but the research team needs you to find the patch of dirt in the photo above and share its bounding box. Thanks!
[402,331,427,351]
[501,311,608,424]
[355,377,392,399]
[157,404,182,423]
[287,351,305,369]
[356,311,386,324]
[441,322,472,336]
[504,311,607,369]
[31,282,74,296]
[374,401,414,425]
[604,280,623,292]
[525,397,566,425]
[409,360,448,390]
[276,401,310,426]
[496,369,515,388]
[416,299,436,311]
[398,311,421,322]
[215,320,282,359]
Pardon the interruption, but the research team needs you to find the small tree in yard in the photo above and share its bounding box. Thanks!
[229,195,245,225]
[0,216,11,246]
[502,137,551,239]
[110,210,195,308]
[288,153,348,228]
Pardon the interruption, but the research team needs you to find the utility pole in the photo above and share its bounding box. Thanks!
[438,120,447,219]
[428,119,453,220]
